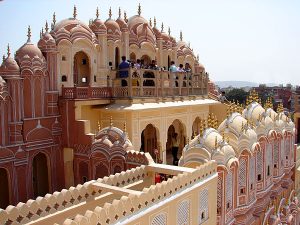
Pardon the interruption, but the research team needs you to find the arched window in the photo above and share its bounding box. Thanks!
[73,51,90,87]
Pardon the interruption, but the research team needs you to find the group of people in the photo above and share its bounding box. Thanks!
[169,61,191,73]
[118,56,192,87]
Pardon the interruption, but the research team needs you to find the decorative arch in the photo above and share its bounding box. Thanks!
[141,124,159,160]
[166,119,187,165]
[73,51,90,87]
[129,52,136,62]
[94,161,109,179]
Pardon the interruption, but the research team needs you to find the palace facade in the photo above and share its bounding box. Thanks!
[0,3,299,225]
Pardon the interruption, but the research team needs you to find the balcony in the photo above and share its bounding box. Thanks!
[61,68,208,100]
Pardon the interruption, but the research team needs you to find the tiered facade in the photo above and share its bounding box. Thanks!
[180,91,299,224]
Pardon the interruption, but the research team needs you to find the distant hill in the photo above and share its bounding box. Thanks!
[215,81,278,89]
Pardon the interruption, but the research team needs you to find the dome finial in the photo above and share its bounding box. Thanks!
[97,120,101,131]
[118,7,121,18]
[73,5,77,19]
[110,116,113,127]
[161,22,164,32]
[154,17,157,27]
[53,12,56,25]
[42,27,44,35]
[168,27,171,36]
[27,25,32,42]
[149,18,152,27]
[180,30,183,41]
[124,11,128,22]
[197,54,199,61]
[138,3,141,16]
[45,20,49,33]
[123,121,127,133]
[40,30,42,39]
[2,55,5,63]
[109,7,112,19]
[96,7,99,19]
[7,43,10,57]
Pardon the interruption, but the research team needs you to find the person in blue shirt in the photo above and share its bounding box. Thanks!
[118,56,130,86]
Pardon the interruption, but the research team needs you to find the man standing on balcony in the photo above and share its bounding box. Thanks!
[119,56,130,86]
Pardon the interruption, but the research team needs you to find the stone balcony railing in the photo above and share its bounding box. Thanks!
[61,69,209,100]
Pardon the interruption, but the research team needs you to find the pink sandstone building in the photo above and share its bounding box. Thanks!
[0,4,300,225]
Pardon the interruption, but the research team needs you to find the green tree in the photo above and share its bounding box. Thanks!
[225,88,249,104]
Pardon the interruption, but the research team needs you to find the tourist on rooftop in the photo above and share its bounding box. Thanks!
[177,64,185,72]
[169,61,177,72]
[218,91,228,103]
[119,56,130,86]
[135,59,141,69]
[150,60,158,70]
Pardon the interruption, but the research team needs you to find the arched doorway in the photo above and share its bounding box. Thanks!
[166,120,186,165]
[141,124,158,160]
[73,51,90,87]
[0,168,10,209]
[192,117,201,138]
[115,47,120,69]
[130,52,136,62]
[141,55,151,67]
[32,153,49,198]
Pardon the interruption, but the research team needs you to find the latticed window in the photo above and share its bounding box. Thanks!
[217,175,223,214]
[177,200,190,225]
[151,212,167,225]
[266,143,272,177]
[238,158,247,194]
[274,140,279,169]
[280,138,285,172]
[226,170,233,210]
[199,189,209,224]
[249,156,255,189]
[256,150,263,181]
[285,136,290,160]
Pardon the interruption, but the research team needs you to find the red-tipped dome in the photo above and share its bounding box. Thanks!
[0,56,20,75]
[116,17,128,32]
[136,23,156,45]
[38,32,56,51]
[15,42,43,63]
[90,19,107,35]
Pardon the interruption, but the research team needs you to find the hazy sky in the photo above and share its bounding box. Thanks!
[0,0,299,85]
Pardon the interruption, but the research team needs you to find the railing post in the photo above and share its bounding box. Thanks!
[179,73,182,96]
[88,85,92,98]
[140,69,144,97]
[155,70,158,98]
[74,84,78,99]
[128,68,132,98]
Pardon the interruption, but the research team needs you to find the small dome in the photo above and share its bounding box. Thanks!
[90,19,107,35]
[53,18,92,34]
[152,26,162,39]
[15,42,43,62]
[136,23,156,45]
[127,15,148,31]
[105,19,121,32]
[0,56,20,75]
[116,17,128,32]
[38,32,56,51]
[105,19,121,41]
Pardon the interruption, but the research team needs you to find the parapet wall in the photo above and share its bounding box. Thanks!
[0,161,217,225]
